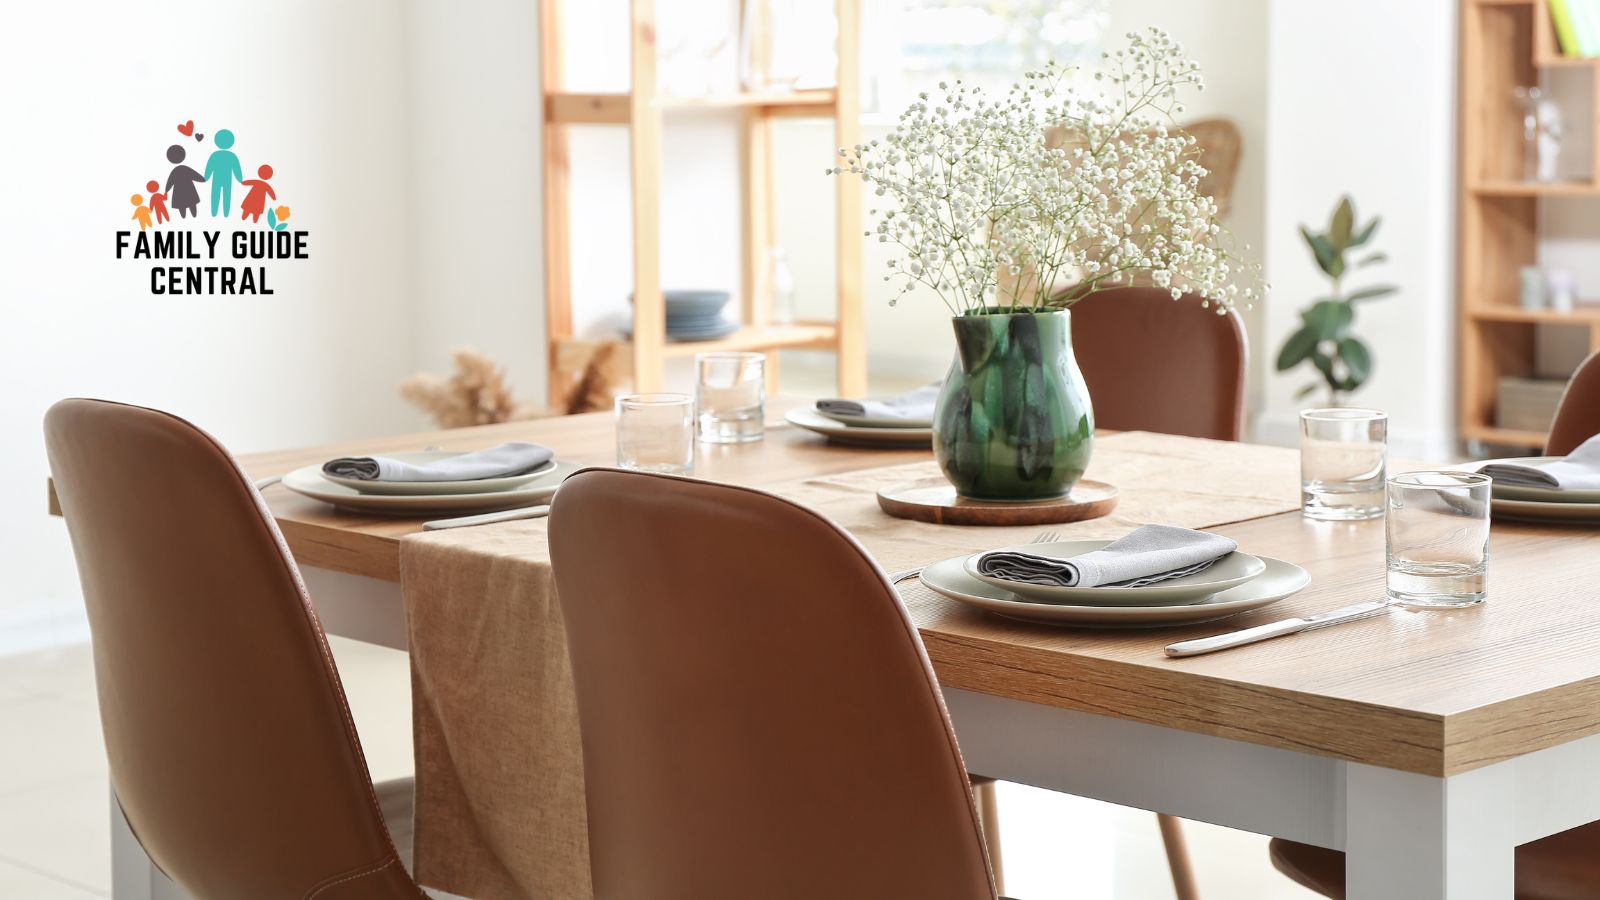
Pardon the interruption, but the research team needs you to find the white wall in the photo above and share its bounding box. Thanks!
[1259,0,1458,459]
[404,0,547,404]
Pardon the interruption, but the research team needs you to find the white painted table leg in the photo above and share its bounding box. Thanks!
[111,786,188,900]
[1344,763,1516,900]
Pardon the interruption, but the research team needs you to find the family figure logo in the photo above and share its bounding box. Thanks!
[116,118,308,295]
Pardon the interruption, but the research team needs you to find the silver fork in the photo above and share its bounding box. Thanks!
[889,529,1060,585]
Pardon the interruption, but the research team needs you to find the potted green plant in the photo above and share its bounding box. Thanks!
[832,29,1261,500]
[1275,196,1395,406]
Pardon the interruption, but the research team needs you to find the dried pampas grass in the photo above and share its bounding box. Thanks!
[400,348,542,428]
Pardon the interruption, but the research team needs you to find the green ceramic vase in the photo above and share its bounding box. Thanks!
[932,309,1094,500]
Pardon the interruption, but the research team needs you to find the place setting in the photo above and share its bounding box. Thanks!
[1474,433,1600,524]
[909,523,1312,628]
[278,441,579,526]
[784,384,937,448]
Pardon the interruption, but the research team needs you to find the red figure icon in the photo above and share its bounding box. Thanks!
[239,165,277,223]
[145,180,169,225]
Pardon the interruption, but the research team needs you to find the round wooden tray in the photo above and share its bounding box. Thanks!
[876,478,1119,526]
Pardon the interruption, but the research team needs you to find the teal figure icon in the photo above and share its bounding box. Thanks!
[204,129,243,217]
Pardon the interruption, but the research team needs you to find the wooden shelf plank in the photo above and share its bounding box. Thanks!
[1471,180,1600,196]
[544,90,837,124]
[659,324,838,357]
[1464,423,1548,446]
[1470,305,1600,323]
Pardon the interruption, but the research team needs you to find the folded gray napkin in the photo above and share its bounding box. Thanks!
[815,384,940,424]
[975,524,1238,588]
[322,442,553,483]
[1480,434,1600,491]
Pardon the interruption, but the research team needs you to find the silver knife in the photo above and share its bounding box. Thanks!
[1163,601,1390,658]
[423,505,551,531]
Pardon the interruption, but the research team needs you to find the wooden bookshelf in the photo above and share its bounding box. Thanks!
[539,0,866,404]
[1458,0,1600,449]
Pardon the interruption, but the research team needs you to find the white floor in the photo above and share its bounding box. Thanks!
[0,639,1316,899]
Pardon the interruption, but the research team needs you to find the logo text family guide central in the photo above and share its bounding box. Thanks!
[114,119,308,295]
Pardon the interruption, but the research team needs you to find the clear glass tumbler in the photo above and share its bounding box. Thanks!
[616,393,695,475]
[696,352,765,444]
[1385,471,1491,608]
[1300,408,1388,521]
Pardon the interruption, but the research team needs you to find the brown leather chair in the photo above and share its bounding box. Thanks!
[1270,823,1600,899]
[1067,285,1249,441]
[44,399,425,900]
[1546,350,1600,456]
[549,469,1004,900]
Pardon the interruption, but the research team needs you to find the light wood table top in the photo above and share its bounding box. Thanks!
[231,404,1600,778]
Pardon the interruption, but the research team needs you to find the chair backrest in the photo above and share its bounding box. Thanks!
[44,399,421,900]
[1547,351,1600,456]
[1068,286,1249,441]
[548,469,996,900]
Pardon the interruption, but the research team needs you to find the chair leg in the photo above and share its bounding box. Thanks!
[971,777,1005,895]
[1156,813,1200,900]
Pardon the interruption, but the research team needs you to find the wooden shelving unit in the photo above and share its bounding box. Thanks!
[1458,0,1600,448]
[539,0,866,404]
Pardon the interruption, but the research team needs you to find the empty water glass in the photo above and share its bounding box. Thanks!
[1300,408,1387,520]
[616,393,695,475]
[696,352,765,443]
[1386,471,1491,608]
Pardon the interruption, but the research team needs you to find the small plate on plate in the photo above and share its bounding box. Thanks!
[783,408,932,447]
[1476,457,1600,503]
[813,409,933,430]
[919,554,1309,627]
[963,540,1266,606]
[321,453,560,495]
[1491,496,1600,524]
[284,460,580,515]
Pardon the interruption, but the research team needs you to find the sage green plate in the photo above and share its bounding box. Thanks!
[784,408,932,447]
[920,555,1310,628]
[321,452,560,495]
[1477,457,1600,503]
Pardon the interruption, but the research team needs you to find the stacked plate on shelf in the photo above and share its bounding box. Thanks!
[1478,455,1600,523]
[625,290,739,342]
[917,539,1312,628]
[280,450,580,515]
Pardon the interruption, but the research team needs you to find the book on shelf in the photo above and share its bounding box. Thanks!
[1555,0,1600,57]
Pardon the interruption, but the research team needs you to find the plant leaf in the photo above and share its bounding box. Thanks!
[1349,216,1381,248]
[1311,348,1338,388]
[1337,335,1373,386]
[1301,229,1344,279]
[1330,197,1355,249]
[1356,251,1388,268]
[1345,285,1397,302]
[1275,326,1319,371]
[1303,299,1354,341]
[1294,382,1320,400]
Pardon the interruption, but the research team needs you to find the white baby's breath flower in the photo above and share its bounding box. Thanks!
[830,27,1263,316]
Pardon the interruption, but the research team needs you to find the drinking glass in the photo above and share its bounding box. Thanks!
[1300,408,1387,520]
[616,393,695,475]
[696,352,765,443]
[1385,471,1491,609]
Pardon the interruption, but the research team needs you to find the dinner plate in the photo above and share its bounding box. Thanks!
[1475,457,1600,503]
[919,554,1310,627]
[962,540,1267,606]
[284,460,581,514]
[321,453,560,495]
[1491,496,1600,524]
[813,408,933,429]
[783,407,932,447]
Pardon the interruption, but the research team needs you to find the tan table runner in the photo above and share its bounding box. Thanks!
[402,431,1302,899]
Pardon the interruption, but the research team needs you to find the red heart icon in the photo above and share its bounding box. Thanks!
[177,120,194,137]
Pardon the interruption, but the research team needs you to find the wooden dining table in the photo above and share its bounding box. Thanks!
[97,401,1600,900]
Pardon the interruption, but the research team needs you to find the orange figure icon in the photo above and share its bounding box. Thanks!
[130,194,152,231]
[238,165,277,223]
[145,180,169,225]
